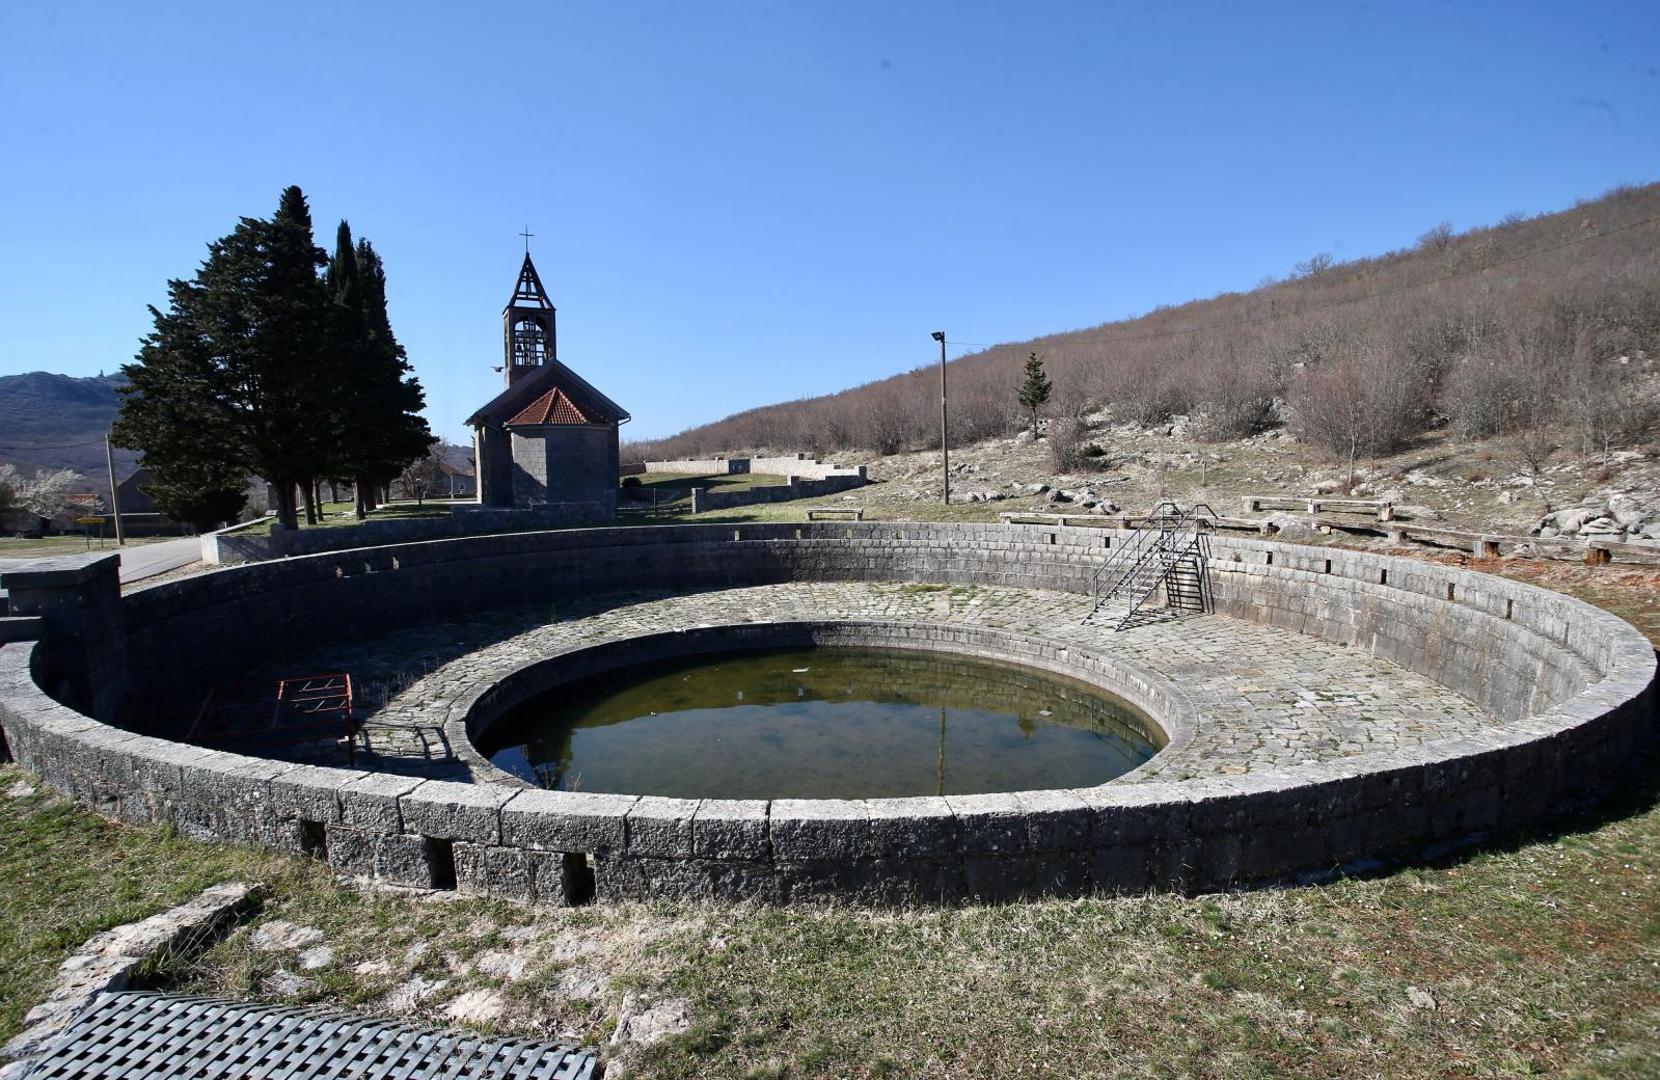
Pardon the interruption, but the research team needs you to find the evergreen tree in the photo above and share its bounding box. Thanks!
[116,186,330,530]
[322,222,433,518]
[1018,352,1052,436]
[356,238,433,487]
[140,459,250,531]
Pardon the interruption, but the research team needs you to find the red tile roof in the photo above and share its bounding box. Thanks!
[505,387,597,427]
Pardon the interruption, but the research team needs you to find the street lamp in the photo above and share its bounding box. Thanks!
[931,330,948,504]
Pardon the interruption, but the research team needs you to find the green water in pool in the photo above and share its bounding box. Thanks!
[482,647,1164,799]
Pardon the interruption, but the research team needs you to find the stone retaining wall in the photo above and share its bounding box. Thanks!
[690,473,867,513]
[643,455,866,482]
[0,522,1653,905]
[201,504,612,564]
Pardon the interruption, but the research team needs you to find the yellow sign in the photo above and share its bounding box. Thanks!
[76,516,105,526]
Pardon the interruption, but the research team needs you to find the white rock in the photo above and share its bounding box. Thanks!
[557,966,611,1000]
[6,781,36,799]
[548,931,600,962]
[297,946,334,971]
[380,975,448,1014]
[473,950,530,981]
[1552,508,1598,535]
[249,920,324,953]
[1406,985,1437,1011]
[445,989,505,1024]
[611,994,691,1047]
[264,968,315,996]
[1265,515,1315,540]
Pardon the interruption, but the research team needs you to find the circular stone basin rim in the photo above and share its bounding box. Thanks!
[451,619,1200,799]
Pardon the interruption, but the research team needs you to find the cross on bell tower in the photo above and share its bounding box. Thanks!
[502,238,556,388]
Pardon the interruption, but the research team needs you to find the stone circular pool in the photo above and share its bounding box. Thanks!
[478,647,1163,799]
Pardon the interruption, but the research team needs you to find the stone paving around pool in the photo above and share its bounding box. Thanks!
[242,581,1498,786]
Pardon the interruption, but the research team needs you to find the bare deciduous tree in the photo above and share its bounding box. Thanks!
[615,184,1660,469]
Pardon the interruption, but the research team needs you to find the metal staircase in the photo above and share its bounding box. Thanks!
[1083,501,1216,630]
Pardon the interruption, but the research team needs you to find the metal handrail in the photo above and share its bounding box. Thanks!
[1111,528,1212,630]
[1085,501,1218,626]
[1088,501,1221,620]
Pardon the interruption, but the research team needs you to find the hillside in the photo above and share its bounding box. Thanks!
[626,182,1660,464]
[0,371,137,492]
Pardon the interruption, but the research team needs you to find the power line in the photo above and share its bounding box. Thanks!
[943,213,1660,357]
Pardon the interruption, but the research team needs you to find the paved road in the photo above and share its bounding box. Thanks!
[0,535,202,586]
[112,535,202,583]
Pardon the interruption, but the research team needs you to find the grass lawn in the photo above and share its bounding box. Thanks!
[3,746,1658,1076]
[303,499,457,529]
[0,534,174,559]
[217,500,458,535]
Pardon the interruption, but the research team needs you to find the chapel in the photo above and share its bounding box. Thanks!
[466,253,629,514]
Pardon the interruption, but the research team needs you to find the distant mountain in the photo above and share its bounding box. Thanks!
[0,371,138,492]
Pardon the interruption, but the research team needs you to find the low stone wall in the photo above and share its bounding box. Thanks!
[643,457,748,476]
[201,504,612,564]
[0,522,1653,906]
[690,473,867,513]
[748,455,867,482]
[643,454,866,482]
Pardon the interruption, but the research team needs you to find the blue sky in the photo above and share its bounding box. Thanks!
[1,2,1655,443]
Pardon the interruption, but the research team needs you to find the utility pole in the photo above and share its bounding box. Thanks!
[932,330,949,504]
[104,431,125,546]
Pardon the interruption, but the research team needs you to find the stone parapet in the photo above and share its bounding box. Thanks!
[0,522,1653,905]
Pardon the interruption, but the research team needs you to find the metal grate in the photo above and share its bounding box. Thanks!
[24,991,598,1080]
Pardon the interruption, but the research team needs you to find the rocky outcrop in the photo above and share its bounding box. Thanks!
[1534,491,1660,542]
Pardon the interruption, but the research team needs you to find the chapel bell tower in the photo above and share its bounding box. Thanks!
[502,252,557,388]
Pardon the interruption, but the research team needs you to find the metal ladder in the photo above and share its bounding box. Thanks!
[1083,501,1216,630]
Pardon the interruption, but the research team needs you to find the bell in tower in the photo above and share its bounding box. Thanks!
[502,249,557,387]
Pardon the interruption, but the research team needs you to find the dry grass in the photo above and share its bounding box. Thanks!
[0,535,171,559]
[4,742,1659,1077]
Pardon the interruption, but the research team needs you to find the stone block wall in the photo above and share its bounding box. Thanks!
[642,457,746,476]
[747,455,866,481]
[690,472,867,513]
[511,426,618,515]
[0,523,1653,906]
[643,455,865,482]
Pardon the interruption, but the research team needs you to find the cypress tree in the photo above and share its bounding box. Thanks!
[322,223,432,518]
[116,186,330,531]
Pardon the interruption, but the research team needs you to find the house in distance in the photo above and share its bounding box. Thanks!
[466,252,629,518]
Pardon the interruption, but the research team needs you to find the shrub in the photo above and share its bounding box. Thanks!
[1047,418,1085,473]
[1191,353,1280,441]
[1291,342,1433,461]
